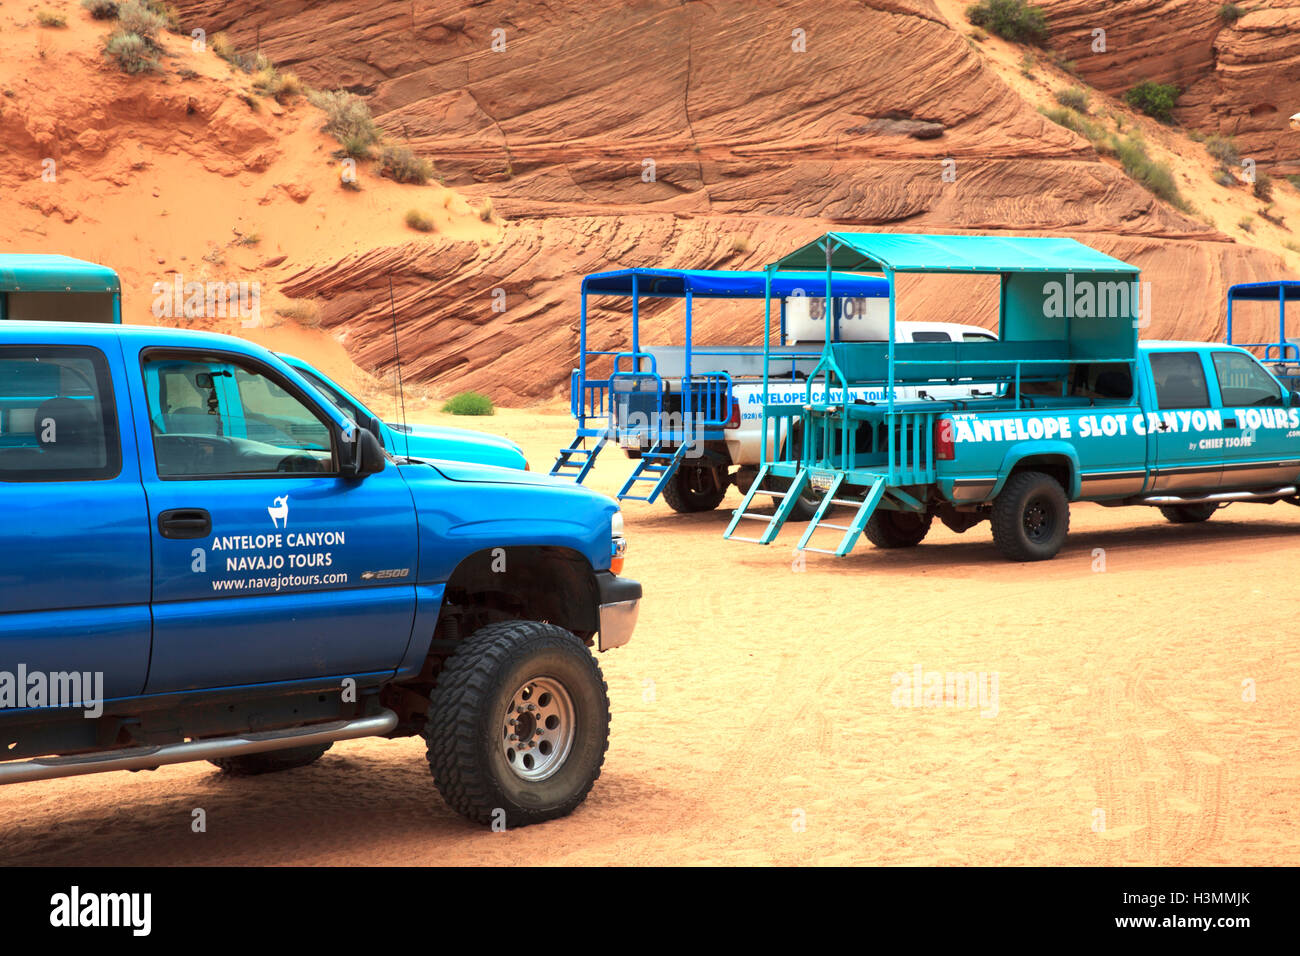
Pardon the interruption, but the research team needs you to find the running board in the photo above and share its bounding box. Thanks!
[1139,485,1297,506]
[0,710,398,786]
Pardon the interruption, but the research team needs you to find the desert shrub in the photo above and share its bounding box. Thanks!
[1018,52,1035,77]
[105,30,158,73]
[1237,215,1254,233]
[117,0,165,44]
[1284,240,1300,254]
[380,144,433,184]
[1253,173,1273,201]
[1204,134,1240,166]
[966,0,1048,44]
[404,208,435,232]
[1054,86,1089,112]
[307,89,380,157]
[1041,106,1103,144]
[253,66,302,102]
[37,10,67,27]
[144,0,182,32]
[441,391,494,416]
[81,0,119,19]
[274,298,320,326]
[1289,175,1300,191]
[1125,81,1179,122]
[731,235,752,254]
[1219,4,1245,24]
[478,197,494,222]
[1112,133,1187,209]
[1212,168,1236,187]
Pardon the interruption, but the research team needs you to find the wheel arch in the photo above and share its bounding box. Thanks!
[993,443,1080,499]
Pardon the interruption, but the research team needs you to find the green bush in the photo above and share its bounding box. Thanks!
[81,0,119,19]
[380,144,434,184]
[966,0,1048,44]
[1212,168,1236,187]
[105,30,158,73]
[37,10,67,27]
[1204,135,1240,166]
[253,66,302,102]
[1253,173,1273,201]
[307,90,380,157]
[441,391,495,416]
[1220,4,1245,24]
[404,208,435,232]
[117,0,165,44]
[1112,133,1187,210]
[1054,86,1089,112]
[1040,106,1102,144]
[1125,81,1179,122]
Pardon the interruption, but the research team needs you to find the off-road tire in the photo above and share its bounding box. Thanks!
[210,742,333,776]
[864,510,933,549]
[991,471,1070,561]
[661,465,727,513]
[424,620,610,828]
[1158,503,1218,524]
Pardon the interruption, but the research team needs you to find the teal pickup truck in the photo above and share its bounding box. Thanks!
[725,233,1300,561]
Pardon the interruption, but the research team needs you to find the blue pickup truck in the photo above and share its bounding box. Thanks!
[726,233,1300,561]
[0,322,640,826]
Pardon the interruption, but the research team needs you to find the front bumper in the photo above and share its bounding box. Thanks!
[595,571,642,651]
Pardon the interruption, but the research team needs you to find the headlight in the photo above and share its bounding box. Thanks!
[610,510,626,574]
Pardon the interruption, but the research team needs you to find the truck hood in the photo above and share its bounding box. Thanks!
[387,422,527,469]
[419,457,605,495]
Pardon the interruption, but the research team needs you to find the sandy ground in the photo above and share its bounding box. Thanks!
[1,406,1297,866]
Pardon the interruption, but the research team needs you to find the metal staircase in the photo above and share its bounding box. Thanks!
[615,441,690,503]
[724,465,889,557]
[549,433,608,483]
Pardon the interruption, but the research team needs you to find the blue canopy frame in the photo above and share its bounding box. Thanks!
[573,267,889,435]
[1226,281,1300,365]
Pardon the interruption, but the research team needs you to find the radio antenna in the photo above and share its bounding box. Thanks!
[387,276,410,459]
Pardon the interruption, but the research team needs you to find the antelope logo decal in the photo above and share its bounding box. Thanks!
[268,495,290,529]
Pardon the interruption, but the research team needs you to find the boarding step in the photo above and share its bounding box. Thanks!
[616,441,691,504]
[723,464,819,547]
[794,472,888,557]
[549,434,608,483]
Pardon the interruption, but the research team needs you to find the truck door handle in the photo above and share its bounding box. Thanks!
[1224,418,1238,428]
[158,508,212,539]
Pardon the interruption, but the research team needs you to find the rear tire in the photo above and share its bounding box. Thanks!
[661,465,727,513]
[991,471,1070,561]
[210,742,332,776]
[864,510,933,549]
[424,620,610,827]
[1158,503,1218,524]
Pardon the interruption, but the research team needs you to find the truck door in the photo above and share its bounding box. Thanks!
[129,347,419,694]
[0,342,152,705]
[1209,350,1300,490]
[1146,351,1222,492]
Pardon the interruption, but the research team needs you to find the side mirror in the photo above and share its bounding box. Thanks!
[343,427,386,477]
[1290,390,1300,408]
[365,415,387,446]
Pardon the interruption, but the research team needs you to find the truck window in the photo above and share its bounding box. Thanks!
[911,331,952,342]
[145,355,335,477]
[0,347,120,482]
[961,333,996,342]
[1070,362,1133,400]
[1212,351,1283,407]
[1149,352,1210,409]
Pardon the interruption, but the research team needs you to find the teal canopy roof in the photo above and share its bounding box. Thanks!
[0,254,120,293]
[771,233,1140,275]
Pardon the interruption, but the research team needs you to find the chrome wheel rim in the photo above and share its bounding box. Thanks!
[501,677,575,781]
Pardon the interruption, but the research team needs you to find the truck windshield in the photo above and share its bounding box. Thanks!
[294,367,363,426]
